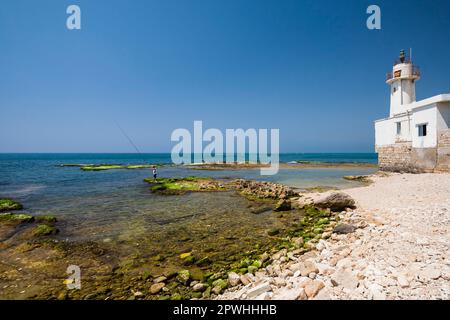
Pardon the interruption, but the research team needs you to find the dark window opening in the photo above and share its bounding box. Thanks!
[418,124,427,137]
[396,122,402,135]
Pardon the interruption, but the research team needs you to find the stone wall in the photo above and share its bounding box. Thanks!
[376,129,450,173]
[436,129,450,172]
[376,143,417,173]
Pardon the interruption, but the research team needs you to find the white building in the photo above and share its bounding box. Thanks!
[375,50,450,172]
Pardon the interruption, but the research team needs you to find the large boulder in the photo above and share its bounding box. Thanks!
[314,192,356,211]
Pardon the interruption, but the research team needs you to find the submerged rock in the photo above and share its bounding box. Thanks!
[32,224,59,236]
[0,212,34,224]
[176,270,191,285]
[274,199,291,212]
[0,199,23,212]
[75,164,162,171]
[153,276,167,283]
[267,228,280,236]
[150,283,165,294]
[145,176,224,195]
[343,175,372,183]
[250,206,272,214]
[35,215,57,223]
[179,252,192,259]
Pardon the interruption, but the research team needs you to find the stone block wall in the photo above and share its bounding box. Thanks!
[376,129,450,173]
[436,129,450,172]
[376,143,417,173]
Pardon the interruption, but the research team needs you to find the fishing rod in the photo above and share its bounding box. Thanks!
[114,120,146,163]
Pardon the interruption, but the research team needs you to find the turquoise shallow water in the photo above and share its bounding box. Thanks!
[0,153,376,243]
[0,153,377,203]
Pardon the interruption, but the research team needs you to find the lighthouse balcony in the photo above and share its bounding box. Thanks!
[386,65,421,82]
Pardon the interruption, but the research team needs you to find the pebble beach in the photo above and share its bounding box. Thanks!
[217,172,450,300]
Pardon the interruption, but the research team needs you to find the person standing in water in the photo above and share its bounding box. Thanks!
[152,166,157,181]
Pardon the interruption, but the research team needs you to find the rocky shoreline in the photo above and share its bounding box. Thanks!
[3,172,447,300]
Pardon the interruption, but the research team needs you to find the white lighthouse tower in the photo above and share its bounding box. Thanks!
[386,49,421,117]
[375,49,450,173]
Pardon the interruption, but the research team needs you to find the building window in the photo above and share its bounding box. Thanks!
[396,122,402,135]
[418,124,427,137]
[393,86,397,93]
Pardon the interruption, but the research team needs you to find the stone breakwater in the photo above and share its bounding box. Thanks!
[216,173,450,300]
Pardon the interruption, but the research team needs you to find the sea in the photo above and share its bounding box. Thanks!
[0,153,377,296]
[0,153,377,207]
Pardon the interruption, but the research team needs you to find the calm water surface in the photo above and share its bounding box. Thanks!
[0,153,376,251]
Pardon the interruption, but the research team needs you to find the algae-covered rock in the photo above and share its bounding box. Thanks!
[191,291,202,299]
[211,279,228,294]
[171,293,183,300]
[33,224,59,236]
[182,256,195,265]
[145,176,223,195]
[202,286,212,298]
[35,215,57,223]
[176,270,191,285]
[78,164,162,171]
[196,256,212,267]
[0,199,23,212]
[343,175,372,183]
[81,165,124,171]
[274,199,291,212]
[0,212,34,224]
[247,266,258,274]
[267,228,280,236]
[179,252,192,259]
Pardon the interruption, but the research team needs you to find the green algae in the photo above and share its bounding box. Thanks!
[60,163,163,171]
[81,165,124,171]
[145,176,224,194]
[35,215,57,223]
[343,175,372,183]
[33,224,59,236]
[0,199,23,212]
[0,212,34,223]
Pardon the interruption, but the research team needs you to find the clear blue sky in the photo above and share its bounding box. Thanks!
[1,0,449,153]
